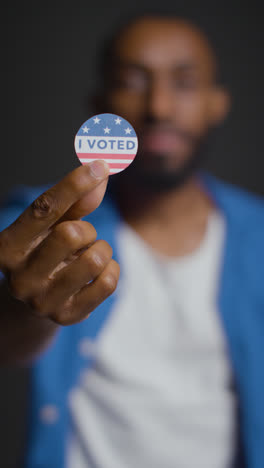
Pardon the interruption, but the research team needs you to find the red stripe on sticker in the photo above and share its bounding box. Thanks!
[76,153,134,160]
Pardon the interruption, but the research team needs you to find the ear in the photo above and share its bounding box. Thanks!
[209,86,231,126]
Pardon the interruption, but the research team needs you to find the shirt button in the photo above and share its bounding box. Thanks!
[78,337,96,358]
[39,404,59,424]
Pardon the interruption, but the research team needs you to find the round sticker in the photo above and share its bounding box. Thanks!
[74,113,138,175]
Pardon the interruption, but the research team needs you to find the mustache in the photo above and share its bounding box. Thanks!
[138,121,198,145]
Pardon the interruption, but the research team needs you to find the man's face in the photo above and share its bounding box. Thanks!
[103,18,228,189]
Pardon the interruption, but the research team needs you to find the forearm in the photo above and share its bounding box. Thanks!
[0,278,60,366]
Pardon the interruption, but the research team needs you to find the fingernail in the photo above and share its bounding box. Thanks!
[90,160,109,179]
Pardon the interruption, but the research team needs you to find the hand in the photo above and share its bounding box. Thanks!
[0,161,120,326]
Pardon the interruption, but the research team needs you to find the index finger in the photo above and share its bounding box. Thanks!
[2,160,109,254]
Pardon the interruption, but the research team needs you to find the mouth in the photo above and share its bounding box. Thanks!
[140,127,191,155]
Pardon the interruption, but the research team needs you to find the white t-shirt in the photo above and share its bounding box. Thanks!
[67,210,236,468]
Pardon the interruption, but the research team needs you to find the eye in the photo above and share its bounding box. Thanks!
[172,75,199,90]
[114,69,148,92]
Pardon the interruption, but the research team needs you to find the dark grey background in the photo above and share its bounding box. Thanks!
[1,1,263,466]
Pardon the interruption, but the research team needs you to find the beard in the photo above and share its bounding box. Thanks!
[108,134,210,197]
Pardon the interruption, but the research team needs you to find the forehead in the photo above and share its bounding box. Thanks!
[113,18,216,74]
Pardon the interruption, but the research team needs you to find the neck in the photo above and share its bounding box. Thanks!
[112,174,216,257]
[115,174,213,227]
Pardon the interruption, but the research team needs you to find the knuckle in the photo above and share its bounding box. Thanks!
[50,308,74,327]
[30,191,60,220]
[83,221,97,241]
[96,239,113,257]
[100,273,118,297]
[111,260,121,280]
[6,249,26,272]
[67,168,93,194]
[49,313,67,326]
[9,273,29,302]
[83,250,106,274]
[28,295,46,315]
[53,221,83,248]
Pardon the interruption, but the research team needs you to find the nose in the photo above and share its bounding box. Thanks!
[145,77,173,121]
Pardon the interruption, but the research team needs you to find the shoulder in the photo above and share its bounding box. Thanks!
[202,173,264,275]
[201,173,264,298]
[201,172,264,225]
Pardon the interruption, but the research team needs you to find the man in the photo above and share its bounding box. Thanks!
[0,13,263,468]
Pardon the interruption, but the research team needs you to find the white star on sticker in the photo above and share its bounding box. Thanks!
[82,126,90,133]
[104,127,111,134]
[93,117,101,124]
[115,117,122,124]
[125,127,132,134]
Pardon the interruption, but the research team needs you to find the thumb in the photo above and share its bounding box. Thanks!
[60,174,109,221]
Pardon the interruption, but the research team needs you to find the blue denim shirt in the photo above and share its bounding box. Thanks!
[1,173,264,468]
